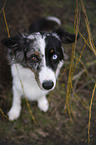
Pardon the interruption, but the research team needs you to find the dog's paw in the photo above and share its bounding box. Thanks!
[38,97,49,112]
[8,108,21,121]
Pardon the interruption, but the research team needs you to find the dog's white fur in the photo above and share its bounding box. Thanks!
[8,62,63,120]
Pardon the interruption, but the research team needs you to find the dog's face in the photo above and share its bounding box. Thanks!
[1,28,77,91]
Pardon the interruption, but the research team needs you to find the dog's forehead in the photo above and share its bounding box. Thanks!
[44,32,61,41]
[27,32,41,40]
[27,32,60,40]
[26,32,61,55]
[27,33,45,55]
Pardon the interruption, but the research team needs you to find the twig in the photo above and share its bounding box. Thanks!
[73,69,85,80]
[73,60,96,81]
[75,81,94,93]
[80,0,96,56]
[88,83,96,145]
[0,0,7,14]
[2,9,37,124]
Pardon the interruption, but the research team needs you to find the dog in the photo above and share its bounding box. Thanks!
[1,16,78,121]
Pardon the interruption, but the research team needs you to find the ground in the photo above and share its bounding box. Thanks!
[0,0,96,145]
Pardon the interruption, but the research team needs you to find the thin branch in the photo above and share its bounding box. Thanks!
[0,0,7,14]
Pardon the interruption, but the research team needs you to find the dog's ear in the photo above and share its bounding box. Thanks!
[1,34,30,64]
[1,34,30,54]
[55,28,79,44]
[1,34,24,49]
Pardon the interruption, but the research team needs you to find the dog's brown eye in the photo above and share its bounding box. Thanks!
[32,56,37,61]
[50,49,54,53]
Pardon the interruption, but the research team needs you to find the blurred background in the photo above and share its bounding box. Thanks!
[0,0,96,145]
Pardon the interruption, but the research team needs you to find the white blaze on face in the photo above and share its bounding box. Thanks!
[34,34,56,91]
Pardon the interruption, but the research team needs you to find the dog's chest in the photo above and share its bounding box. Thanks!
[11,64,47,100]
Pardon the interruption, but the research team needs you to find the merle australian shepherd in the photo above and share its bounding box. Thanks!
[1,16,78,121]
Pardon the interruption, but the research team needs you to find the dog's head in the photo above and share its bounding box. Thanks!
[1,28,78,91]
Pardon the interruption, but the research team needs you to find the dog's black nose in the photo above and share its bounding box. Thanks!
[42,80,54,90]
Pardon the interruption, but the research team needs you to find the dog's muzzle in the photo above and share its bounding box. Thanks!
[38,66,56,91]
[42,80,54,90]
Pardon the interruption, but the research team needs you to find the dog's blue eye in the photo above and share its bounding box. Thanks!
[52,54,58,60]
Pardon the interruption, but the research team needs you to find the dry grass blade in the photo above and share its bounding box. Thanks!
[88,83,96,145]
[65,0,80,120]
[0,0,7,14]
[19,79,37,125]
[2,9,37,124]
[79,31,94,52]
[74,39,87,73]
[65,44,74,121]
[3,9,10,38]
[73,69,85,81]
[74,56,88,76]
[73,92,88,109]
[80,0,96,56]
[0,108,9,120]
[0,9,10,120]
[58,65,70,82]
[73,59,96,81]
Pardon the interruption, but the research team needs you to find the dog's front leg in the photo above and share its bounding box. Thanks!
[8,86,22,121]
[37,95,49,112]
